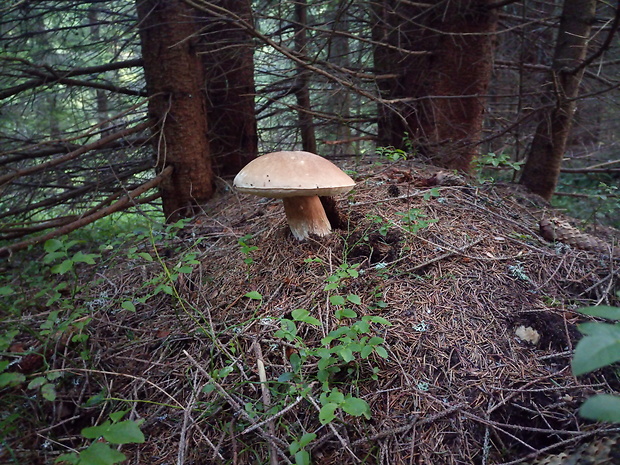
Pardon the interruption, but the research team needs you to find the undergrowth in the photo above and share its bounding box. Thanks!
[0,211,398,464]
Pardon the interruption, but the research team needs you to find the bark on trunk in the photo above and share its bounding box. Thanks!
[519,0,597,200]
[373,0,498,172]
[294,0,317,154]
[327,2,352,156]
[197,0,258,176]
[135,0,213,221]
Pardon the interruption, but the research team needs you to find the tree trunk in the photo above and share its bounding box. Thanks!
[197,0,258,176]
[327,1,352,156]
[294,0,317,153]
[519,0,597,200]
[88,8,110,134]
[135,0,213,221]
[372,0,498,172]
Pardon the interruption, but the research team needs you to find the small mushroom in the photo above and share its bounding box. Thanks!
[233,151,355,240]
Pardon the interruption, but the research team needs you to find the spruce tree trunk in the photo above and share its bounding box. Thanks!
[197,0,258,176]
[327,2,352,156]
[294,0,317,153]
[135,0,213,221]
[519,0,597,200]
[372,0,498,172]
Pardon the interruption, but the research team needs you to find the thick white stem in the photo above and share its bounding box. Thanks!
[282,196,331,240]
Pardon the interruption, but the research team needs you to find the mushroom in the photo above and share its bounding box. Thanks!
[233,151,355,240]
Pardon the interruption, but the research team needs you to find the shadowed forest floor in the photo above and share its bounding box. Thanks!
[2,159,620,464]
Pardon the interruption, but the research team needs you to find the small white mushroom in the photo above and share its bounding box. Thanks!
[233,151,355,240]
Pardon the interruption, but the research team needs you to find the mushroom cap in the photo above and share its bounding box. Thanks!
[233,151,355,198]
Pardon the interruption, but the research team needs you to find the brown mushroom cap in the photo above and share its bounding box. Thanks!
[233,151,355,198]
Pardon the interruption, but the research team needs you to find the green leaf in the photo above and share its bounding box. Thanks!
[84,391,106,408]
[291,308,321,326]
[323,389,345,404]
[121,301,136,312]
[298,432,317,448]
[375,346,389,359]
[342,397,371,419]
[104,420,145,444]
[137,252,153,261]
[44,239,64,253]
[347,268,359,278]
[176,265,193,273]
[572,326,620,376]
[319,403,338,425]
[202,383,216,393]
[277,372,295,383]
[72,251,98,265]
[51,259,74,275]
[335,308,357,319]
[362,316,393,326]
[360,345,373,358]
[323,328,348,345]
[159,285,174,296]
[324,282,339,291]
[244,291,262,300]
[79,442,126,465]
[43,251,66,264]
[82,421,112,439]
[47,371,63,381]
[290,352,302,373]
[41,383,57,401]
[289,440,300,456]
[337,346,354,363]
[352,320,371,334]
[317,355,336,371]
[217,366,234,378]
[109,410,127,423]
[55,453,79,464]
[0,286,14,296]
[295,450,311,465]
[27,376,47,390]
[329,295,345,306]
[576,306,620,321]
[0,372,25,388]
[347,294,362,305]
[579,394,620,423]
[0,329,19,352]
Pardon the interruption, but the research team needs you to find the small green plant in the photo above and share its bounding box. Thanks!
[56,410,145,465]
[43,238,100,292]
[238,234,259,265]
[274,303,391,427]
[375,146,408,162]
[366,214,392,237]
[289,432,317,465]
[0,329,23,388]
[474,151,524,181]
[238,234,259,279]
[571,305,620,423]
[395,208,437,234]
[27,370,64,401]
[324,263,360,291]
[402,132,415,154]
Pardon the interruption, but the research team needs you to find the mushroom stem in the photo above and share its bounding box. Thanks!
[282,196,331,240]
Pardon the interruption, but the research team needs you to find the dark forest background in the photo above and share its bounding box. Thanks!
[1,0,619,254]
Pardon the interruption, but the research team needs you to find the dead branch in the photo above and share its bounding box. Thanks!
[0,58,144,100]
[0,121,151,187]
[0,166,171,258]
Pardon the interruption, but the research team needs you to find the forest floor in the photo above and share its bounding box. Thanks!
[2,158,620,465]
